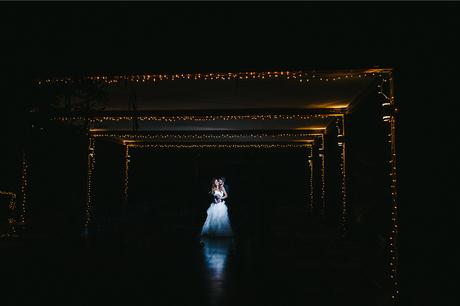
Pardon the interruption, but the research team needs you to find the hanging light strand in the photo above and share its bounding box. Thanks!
[379,73,399,302]
[128,143,312,149]
[91,131,324,140]
[308,149,314,214]
[336,116,347,236]
[319,151,326,217]
[85,136,96,230]
[56,114,343,123]
[19,150,28,225]
[123,145,130,202]
[37,70,383,86]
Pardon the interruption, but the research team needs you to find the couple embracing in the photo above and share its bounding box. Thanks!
[201,177,233,237]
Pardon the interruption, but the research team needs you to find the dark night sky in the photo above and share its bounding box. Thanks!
[1,2,458,304]
[0,3,456,77]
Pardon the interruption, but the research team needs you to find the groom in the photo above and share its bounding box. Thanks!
[219,177,229,195]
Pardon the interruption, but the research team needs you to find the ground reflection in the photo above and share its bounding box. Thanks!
[201,237,234,305]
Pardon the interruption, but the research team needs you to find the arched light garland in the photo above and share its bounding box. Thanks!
[379,72,399,302]
[56,113,343,123]
[123,145,130,202]
[37,70,385,86]
[0,191,17,237]
[19,150,28,225]
[84,136,96,231]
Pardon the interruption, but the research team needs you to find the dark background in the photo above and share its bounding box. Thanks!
[0,2,457,305]
[125,149,308,241]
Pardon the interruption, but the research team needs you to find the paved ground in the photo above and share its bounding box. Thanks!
[3,214,384,306]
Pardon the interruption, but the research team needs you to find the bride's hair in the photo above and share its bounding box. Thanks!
[210,177,223,193]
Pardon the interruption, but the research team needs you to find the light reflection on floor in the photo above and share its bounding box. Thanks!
[201,237,234,305]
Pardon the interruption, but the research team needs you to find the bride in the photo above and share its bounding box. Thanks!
[201,178,233,237]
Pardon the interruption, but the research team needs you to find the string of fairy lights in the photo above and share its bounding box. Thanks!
[37,70,386,86]
[91,131,324,140]
[316,134,325,151]
[318,133,326,216]
[84,137,96,230]
[338,142,347,236]
[319,151,326,216]
[308,149,314,214]
[0,191,17,236]
[20,150,28,225]
[335,116,347,236]
[124,145,130,202]
[380,73,399,302]
[388,116,399,302]
[127,143,312,149]
[56,114,343,123]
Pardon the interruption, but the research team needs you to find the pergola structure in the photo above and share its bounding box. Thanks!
[38,68,399,301]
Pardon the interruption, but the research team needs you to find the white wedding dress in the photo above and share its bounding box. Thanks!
[201,190,233,237]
